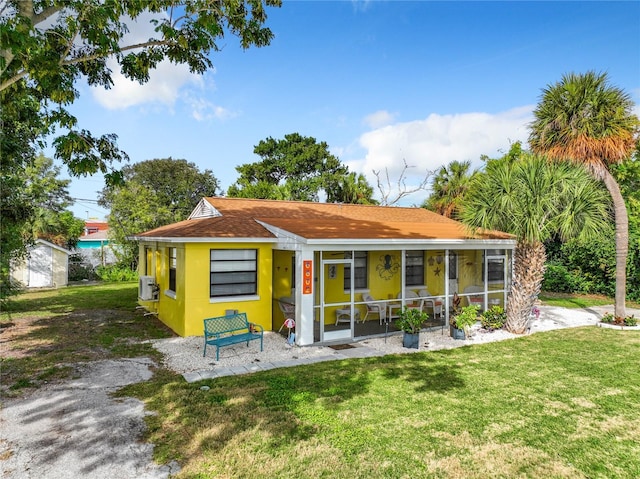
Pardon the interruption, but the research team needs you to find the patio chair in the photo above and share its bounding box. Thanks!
[278,297,295,318]
[463,285,484,308]
[397,290,423,310]
[362,293,387,325]
[418,288,443,318]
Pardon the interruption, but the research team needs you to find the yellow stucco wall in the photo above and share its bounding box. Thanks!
[273,250,295,332]
[137,242,507,337]
[138,241,274,337]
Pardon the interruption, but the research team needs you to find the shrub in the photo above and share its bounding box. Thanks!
[68,253,97,281]
[95,264,138,282]
[395,307,428,334]
[544,232,640,302]
[542,262,591,294]
[452,305,479,331]
[601,312,615,324]
[600,312,637,327]
[480,305,507,331]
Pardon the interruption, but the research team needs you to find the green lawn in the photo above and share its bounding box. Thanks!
[3,285,640,478]
[539,291,640,310]
[122,328,640,479]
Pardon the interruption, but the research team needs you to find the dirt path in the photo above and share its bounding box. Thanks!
[0,357,179,479]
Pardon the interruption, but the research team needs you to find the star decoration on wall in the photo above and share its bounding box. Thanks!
[433,267,441,276]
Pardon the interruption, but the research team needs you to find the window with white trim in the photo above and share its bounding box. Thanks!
[344,251,368,290]
[210,249,257,297]
[484,250,506,284]
[405,251,424,287]
[168,247,177,293]
[145,247,153,276]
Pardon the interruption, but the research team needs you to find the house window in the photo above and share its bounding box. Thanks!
[291,255,296,288]
[449,251,458,280]
[145,247,152,276]
[168,247,177,293]
[344,251,368,290]
[405,251,424,287]
[210,249,257,297]
[487,258,505,282]
[484,250,505,283]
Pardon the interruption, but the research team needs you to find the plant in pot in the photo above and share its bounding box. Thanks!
[450,304,479,340]
[395,307,428,349]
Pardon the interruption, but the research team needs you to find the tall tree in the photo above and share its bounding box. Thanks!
[228,133,364,202]
[1,0,280,183]
[0,0,280,295]
[423,160,477,219]
[0,154,83,298]
[22,155,85,249]
[462,152,611,334]
[99,158,221,268]
[529,71,639,318]
[544,151,640,301]
[325,172,378,205]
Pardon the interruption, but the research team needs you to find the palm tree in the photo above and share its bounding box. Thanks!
[325,172,378,205]
[529,71,639,318]
[423,160,476,219]
[461,153,610,334]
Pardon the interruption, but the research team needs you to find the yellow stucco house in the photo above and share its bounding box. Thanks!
[132,197,516,346]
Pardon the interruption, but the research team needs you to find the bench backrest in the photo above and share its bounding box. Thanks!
[204,313,249,335]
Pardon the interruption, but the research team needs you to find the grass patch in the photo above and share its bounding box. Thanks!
[122,328,640,479]
[539,291,640,310]
[0,282,174,395]
[3,284,639,477]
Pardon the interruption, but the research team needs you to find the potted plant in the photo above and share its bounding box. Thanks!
[395,307,428,349]
[450,304,479,340]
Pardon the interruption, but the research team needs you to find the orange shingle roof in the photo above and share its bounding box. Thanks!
[134,197,513,241]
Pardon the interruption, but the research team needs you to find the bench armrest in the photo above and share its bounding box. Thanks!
[249,322,264,333]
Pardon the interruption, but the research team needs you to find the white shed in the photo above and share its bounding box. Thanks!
[11,239,71,289]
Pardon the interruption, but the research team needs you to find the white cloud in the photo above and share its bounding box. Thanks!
[364,110,397,129]
[89,10,205,110]
[188,96,238,121]
[92,59,201,110]
[349,106,534,204]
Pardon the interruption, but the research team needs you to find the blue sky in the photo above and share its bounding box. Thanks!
[62,0,640,220]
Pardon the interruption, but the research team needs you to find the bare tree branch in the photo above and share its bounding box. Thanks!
[372,158,432,206]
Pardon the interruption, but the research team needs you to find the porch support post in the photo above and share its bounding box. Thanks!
[296,248,315,346]
[400,249,406,305]
[483,249,488,310]
[444,249,450,326]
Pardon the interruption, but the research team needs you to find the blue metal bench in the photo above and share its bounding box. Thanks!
[203,312,264,361]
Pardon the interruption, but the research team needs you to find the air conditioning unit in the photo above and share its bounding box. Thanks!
[139,275,157,301]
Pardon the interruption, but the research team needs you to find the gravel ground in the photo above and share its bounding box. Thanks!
[151,305,622,378]
[0,358,180,479]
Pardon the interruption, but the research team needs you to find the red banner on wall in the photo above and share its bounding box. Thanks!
[303,260,313,294]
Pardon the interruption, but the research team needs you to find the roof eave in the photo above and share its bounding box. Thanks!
[129,236,278,243]
[304,238,517,249]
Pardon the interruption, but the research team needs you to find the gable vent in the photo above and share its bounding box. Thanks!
[188,199,222,219]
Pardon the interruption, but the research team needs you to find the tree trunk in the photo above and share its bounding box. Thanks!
[506,241,546,334]
[602,169,628,319]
